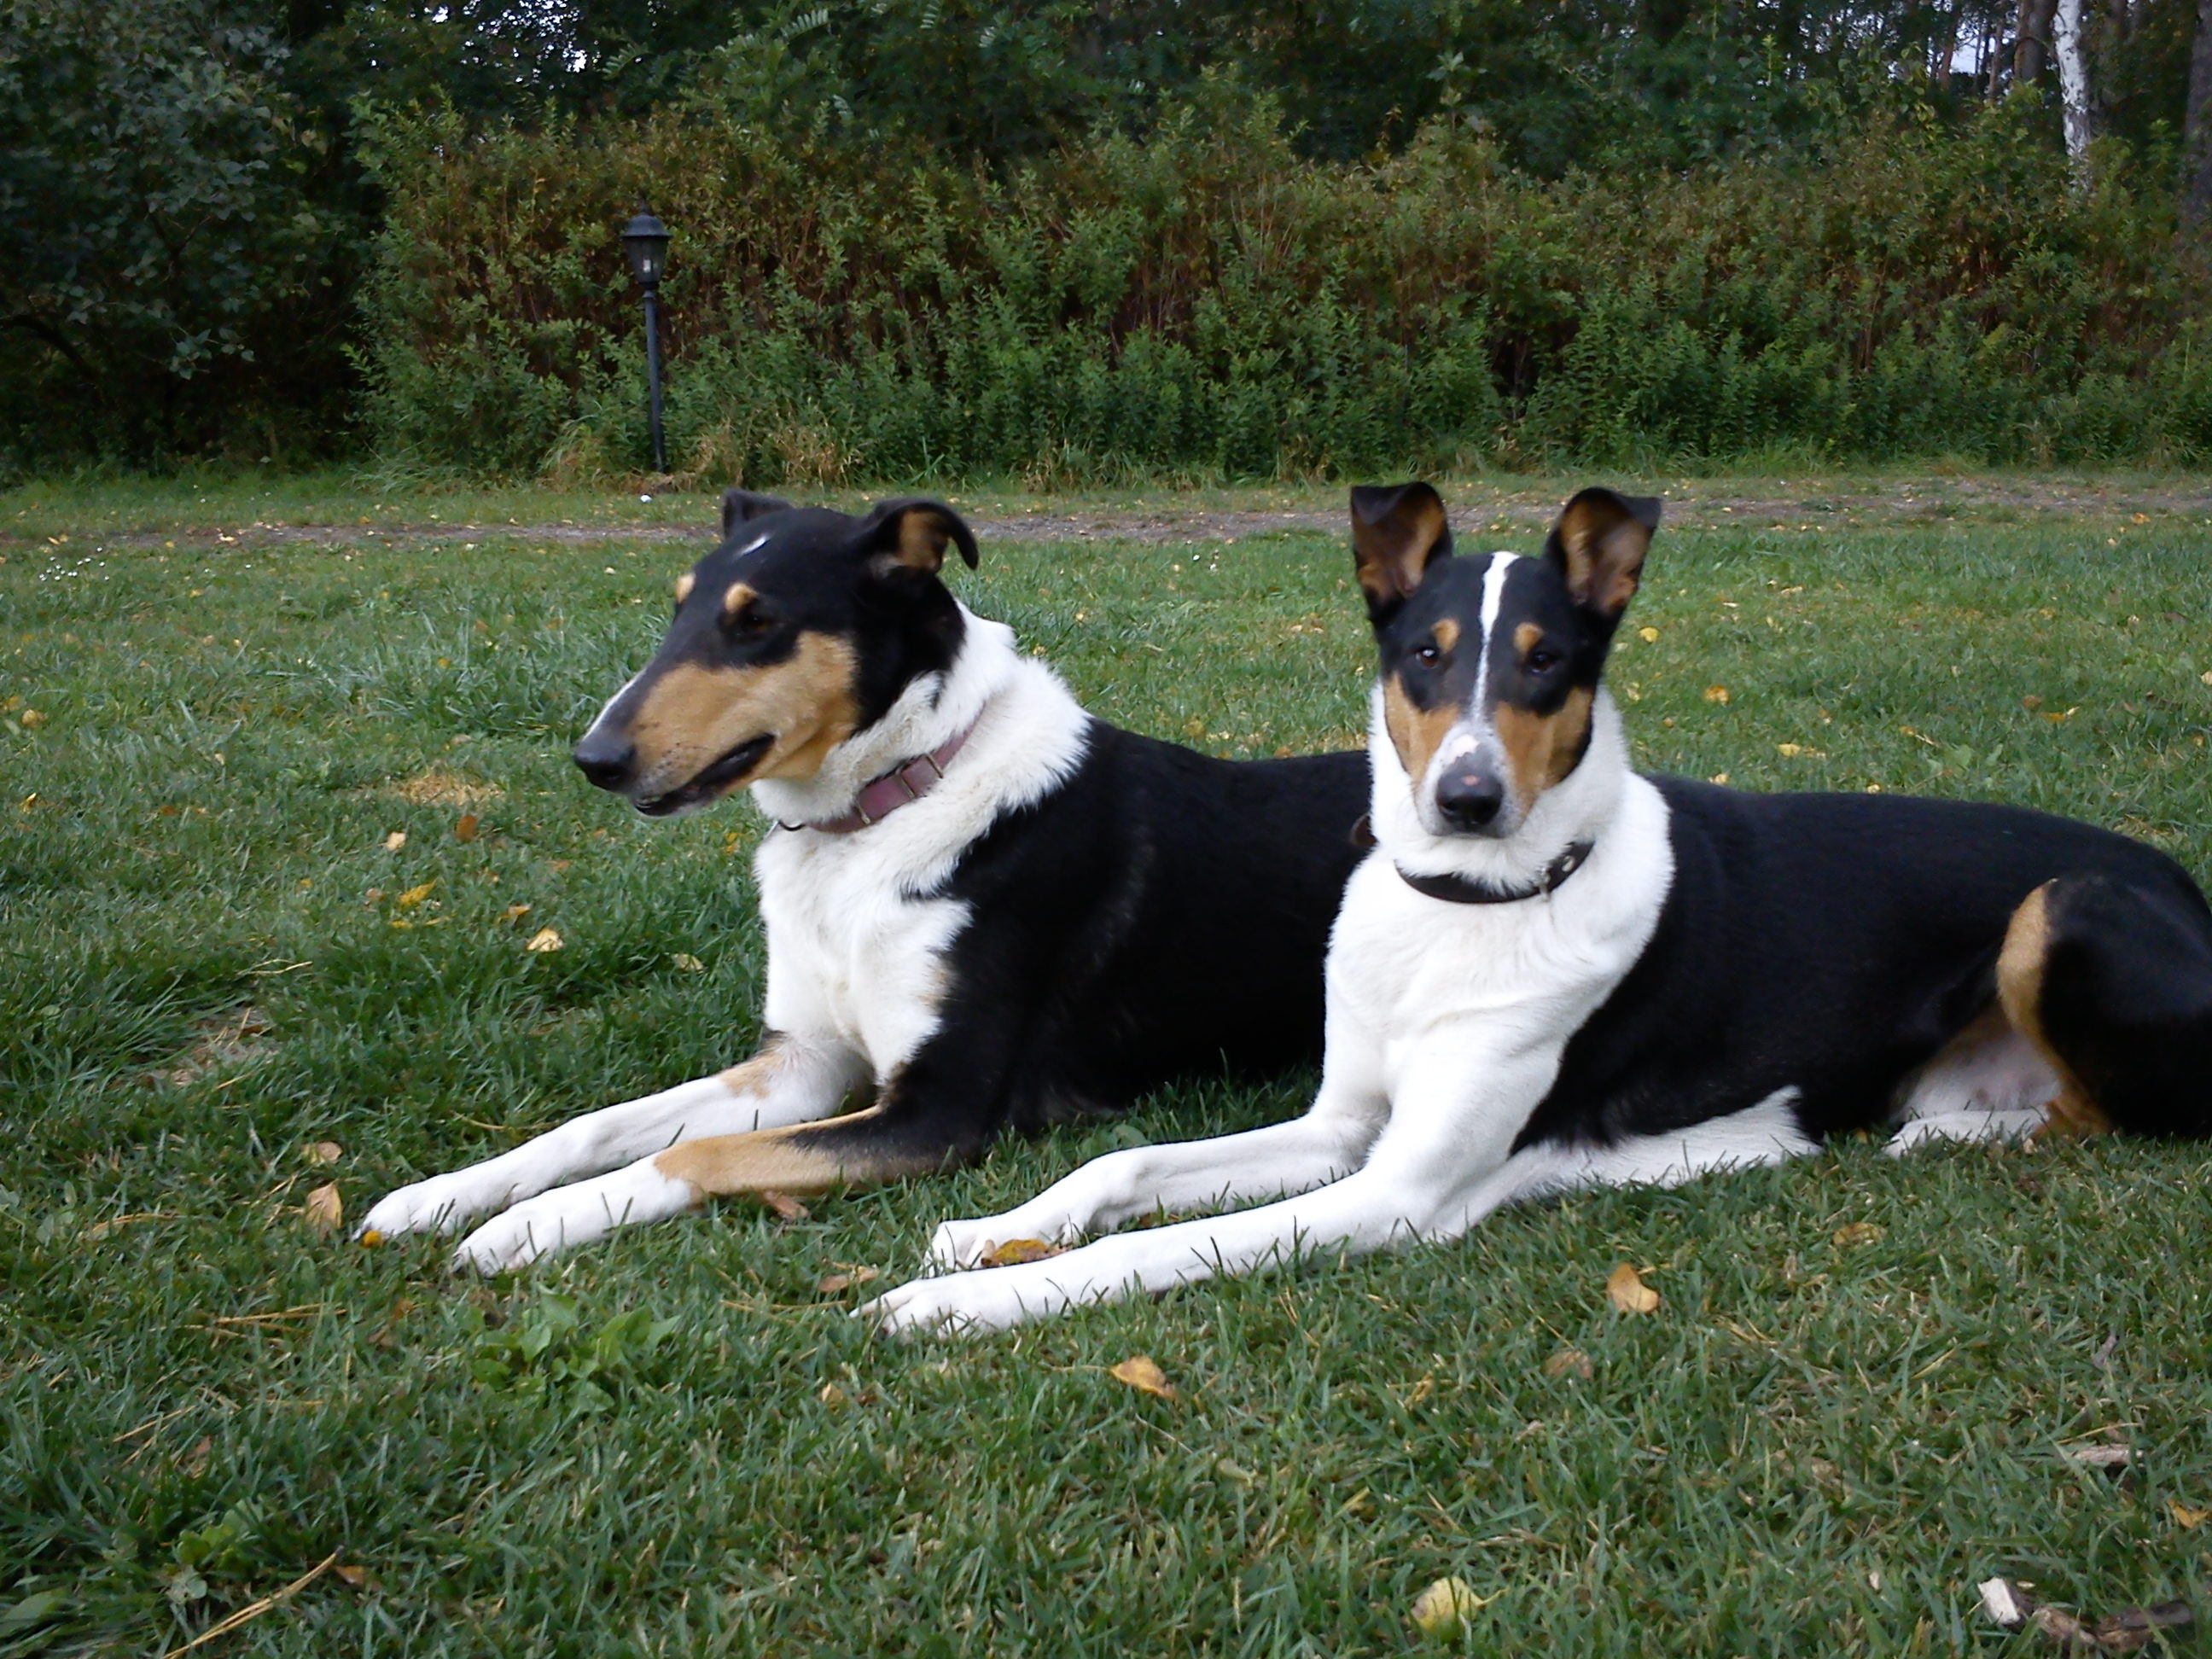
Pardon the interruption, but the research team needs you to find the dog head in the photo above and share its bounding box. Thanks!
[1352,482,1660,839]
[573,490,980,816]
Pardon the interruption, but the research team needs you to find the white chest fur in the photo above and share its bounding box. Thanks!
[750,611,1091,1081]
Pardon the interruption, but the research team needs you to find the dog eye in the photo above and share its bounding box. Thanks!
[728,605,776,636]
[1527,647,1562,672]
[1414,643,1441,666]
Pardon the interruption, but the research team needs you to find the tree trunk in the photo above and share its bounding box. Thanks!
[2184,0,2212,225]
[2052,0,2095,175]
[2016,0,2055,79]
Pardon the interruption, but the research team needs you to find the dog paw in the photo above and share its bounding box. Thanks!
[927,1210,1080,1270]
[357,1170,504,1243]
[448,1198,569,1274]
[859,1272,1023,1336]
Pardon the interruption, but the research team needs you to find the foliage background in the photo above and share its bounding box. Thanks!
[6,0,2212,478]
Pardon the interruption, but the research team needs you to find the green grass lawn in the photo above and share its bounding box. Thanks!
[3,474,2210,1656]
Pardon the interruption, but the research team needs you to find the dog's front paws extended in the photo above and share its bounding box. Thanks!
[357,1169,509,1243]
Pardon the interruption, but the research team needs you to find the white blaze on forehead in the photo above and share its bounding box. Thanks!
[1434,552,1520,771]
[735,532,770,556]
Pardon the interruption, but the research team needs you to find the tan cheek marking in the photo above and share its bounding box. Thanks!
[626,632,861,789]
[1996,882,2114,1136]
[652,1104,946,1198]
[1493,687,1593,810]
[722,580,756,621]
[674,570,695,605]
[1382,672,1458,785]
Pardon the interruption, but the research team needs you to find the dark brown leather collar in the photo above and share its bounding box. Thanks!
[1351,815,1595,905]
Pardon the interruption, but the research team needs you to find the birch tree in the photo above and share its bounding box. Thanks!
[2050,0,2095,177]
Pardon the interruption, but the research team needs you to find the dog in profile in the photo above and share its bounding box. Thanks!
[869,483,2212,1333]
[359,491,1368,1271]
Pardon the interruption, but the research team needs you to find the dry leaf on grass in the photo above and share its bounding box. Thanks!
[454,812,479,842]
[1543,1347,1595,1379]
[2167,1499,2209,1529]
[332,1563,380,1592]
[1832,1220,1883,1248]
[669,952,705,973]
[395,880,436,909]
[1409,1577,1494,1638]
[1605,1262,1660,1314]
[524,928,563,953]
[305,1184,343,1235]
[818,1381,848,1407]
[1978,1576,2192,1652]
[816,1267,881,1295]
[1109,1354,1176,1399]
[1703,684,1731,704]
[2061,1443,2134,1471]
[981,1237,1065,1266]
[1638,626,1661,643]
[305,1141,342,1166]
[758,1190,811,1222]
[382,830,406,851]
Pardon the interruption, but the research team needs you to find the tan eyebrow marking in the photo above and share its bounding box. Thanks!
[722,580,756,621]
[675,571,696,605]
[1431,617,1460,653]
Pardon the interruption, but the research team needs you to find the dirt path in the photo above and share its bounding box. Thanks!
[15,475,2212,554]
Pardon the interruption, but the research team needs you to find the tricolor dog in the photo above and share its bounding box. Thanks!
[359,491,1368,1271]
[867,483,2212,1333]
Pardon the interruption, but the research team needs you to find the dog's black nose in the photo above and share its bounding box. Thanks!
[1435,769,1505,830]
[573,731,637,792]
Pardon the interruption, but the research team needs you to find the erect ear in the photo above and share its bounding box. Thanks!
[856,497,979,578]
[1544,488,1662,621]
[1349,483,1451,620]
[720,488,794,540]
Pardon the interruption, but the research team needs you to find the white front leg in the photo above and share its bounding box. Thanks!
[358,1034,864,1242]
[928,1057,1389,1268]
[871,1035,1559,1335]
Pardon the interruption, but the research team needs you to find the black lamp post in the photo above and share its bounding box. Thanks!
[621,201,672,474]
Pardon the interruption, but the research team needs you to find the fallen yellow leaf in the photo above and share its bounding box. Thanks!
[358,1228,385,1248]
[2168,1499,2209,1529]
[395,879,436,909]
[981,1237,1065,1266]
[305,1141,343,1166]
[383,830,406,851]
[502,903,532,923]
[1703,684,1731,704]
[332,1563,381,1592]
[525,927,564,952]
[454,812,479,842]
[1832,1220,1883,1248]
[818,1381,849,1407]
[1410,1576,1494,1638]
[19,708,46,730]
[669,952,706,973]
[1109,1354,1177,1399]
[1638,626,1660,643]
[305,1183,343,1235]
[2201,670,2212,686]
[1605,1261,1660,1314]
[2042,707,2078,723]
[1709,772,1730,785]
[759,1190,811,1221]
[816,1267,881,1295]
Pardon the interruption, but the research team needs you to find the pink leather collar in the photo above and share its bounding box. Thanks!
[779,723,975,835]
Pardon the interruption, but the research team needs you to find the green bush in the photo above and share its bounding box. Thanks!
[358,89,2212,482]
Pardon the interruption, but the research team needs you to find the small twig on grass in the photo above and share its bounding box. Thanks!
[162,1551,338,1658]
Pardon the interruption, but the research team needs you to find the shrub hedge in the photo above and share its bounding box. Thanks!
[360,86,2212,483]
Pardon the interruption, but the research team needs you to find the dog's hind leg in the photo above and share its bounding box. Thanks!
[359,1033,866,1244]
[1997,876,2212,1139]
